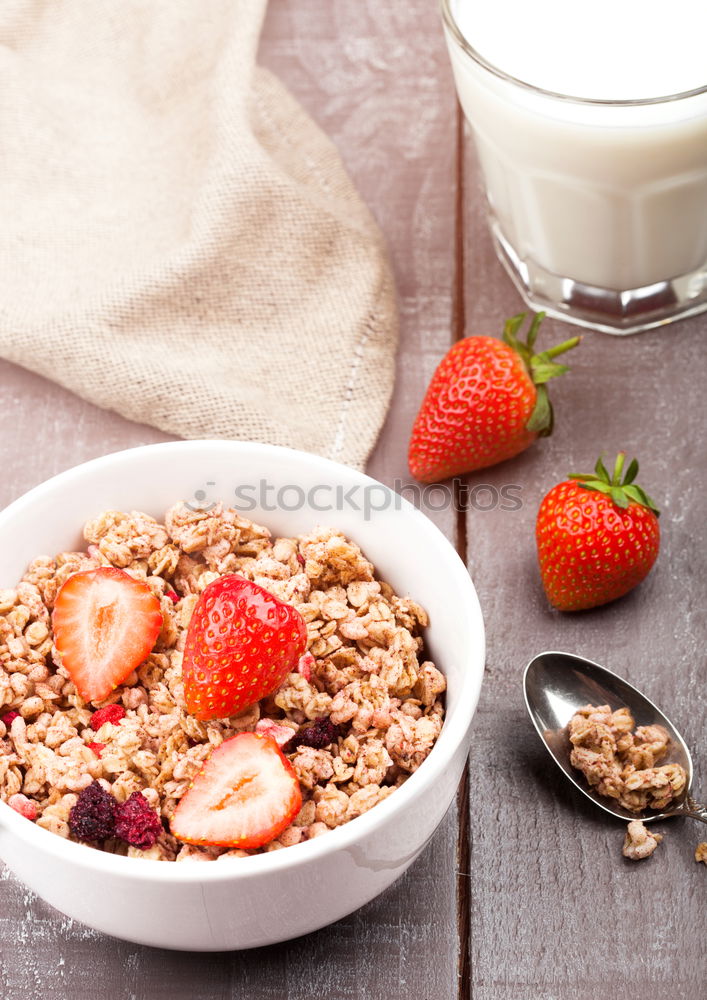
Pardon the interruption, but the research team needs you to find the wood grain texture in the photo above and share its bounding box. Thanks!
[462,135,707,999]
[0,1,465,997]
[0,360,173,510]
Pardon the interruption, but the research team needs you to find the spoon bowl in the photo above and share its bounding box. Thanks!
[523,650,706,824]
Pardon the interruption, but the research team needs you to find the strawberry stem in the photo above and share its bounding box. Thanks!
[501,312,581,438]
[540,337,582,362]
[526,312,543,351]
[612,451,626,485]
[569,453,660,516]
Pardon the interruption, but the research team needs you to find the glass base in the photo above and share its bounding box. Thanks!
[490,221,707,335]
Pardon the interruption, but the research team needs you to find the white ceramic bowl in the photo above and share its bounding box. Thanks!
[0,441,484,950]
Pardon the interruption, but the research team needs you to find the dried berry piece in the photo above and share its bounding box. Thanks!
[91,704,126,730]
[69,781,116,842]
[114,791,162,849]
[296,652,315,681]
[165,590,180,603]
[86,742,105,757]
[284,716,340,753]
[255,718,297,748]
[1,710,19,727]
[8,793,37,821]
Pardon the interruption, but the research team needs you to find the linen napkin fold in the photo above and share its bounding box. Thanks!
[0,0,398,469]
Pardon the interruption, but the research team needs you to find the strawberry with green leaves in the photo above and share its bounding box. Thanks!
[408,312,580,482]
[536,453,660,612]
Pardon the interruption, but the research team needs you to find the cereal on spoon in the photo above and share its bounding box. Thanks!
[567,703,687,862]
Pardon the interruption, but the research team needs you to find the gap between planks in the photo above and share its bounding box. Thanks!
[452,99,472,1000]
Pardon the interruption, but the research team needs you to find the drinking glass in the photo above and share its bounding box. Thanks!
[442,0,707,334]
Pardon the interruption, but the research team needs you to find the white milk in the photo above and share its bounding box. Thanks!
[445,0,707,301]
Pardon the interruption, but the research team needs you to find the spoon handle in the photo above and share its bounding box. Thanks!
[684,800,707,825]
[674,796,707,825]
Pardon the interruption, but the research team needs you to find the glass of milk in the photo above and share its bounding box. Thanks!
[442,0,707,333]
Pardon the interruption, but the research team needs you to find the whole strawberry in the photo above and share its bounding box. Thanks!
[536,454,660,612]
[408,313,580,482]
[182,574,307,721]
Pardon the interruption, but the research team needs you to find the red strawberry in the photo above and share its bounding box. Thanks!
[536,453,660,612]
[53,567,162,703]
[182,574,307,721]
[170,732,302,848]
[408,313,580,482]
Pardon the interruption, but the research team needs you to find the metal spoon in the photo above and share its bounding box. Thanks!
[523,650,707,824]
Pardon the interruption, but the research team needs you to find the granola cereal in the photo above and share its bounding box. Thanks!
[567,703,687,813]
[622,820,663,861]
[695,842,707,865]
[0,503,446,861]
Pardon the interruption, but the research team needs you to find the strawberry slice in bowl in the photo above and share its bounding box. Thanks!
[52,567,163,703]
[170,732,302,849]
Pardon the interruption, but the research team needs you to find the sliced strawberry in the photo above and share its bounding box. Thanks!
[183,574,308,721]
[170,733,302,849]
[52,567,162,704]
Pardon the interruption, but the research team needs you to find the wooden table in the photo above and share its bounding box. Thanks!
[1,2,704,996]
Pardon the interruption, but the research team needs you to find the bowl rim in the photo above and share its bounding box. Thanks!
[0,440,485,882]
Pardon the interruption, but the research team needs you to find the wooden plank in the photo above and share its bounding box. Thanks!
[0,360,172,510]
[0,1,464,996]
[462,134,707,999]
[249,3,464,995]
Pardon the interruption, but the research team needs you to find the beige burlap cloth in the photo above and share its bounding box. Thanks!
[0,1,397,469]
